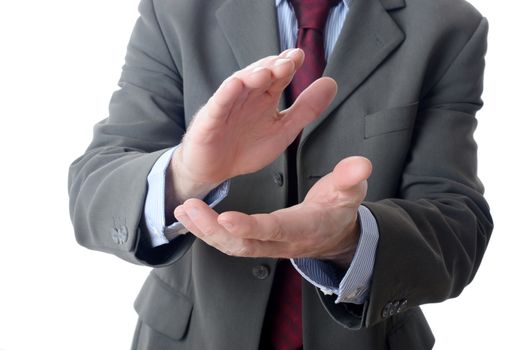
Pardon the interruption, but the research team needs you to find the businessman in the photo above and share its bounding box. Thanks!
[69,0,493,348]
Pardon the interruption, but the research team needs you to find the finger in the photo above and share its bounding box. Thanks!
[204,50,303,123]
[235,55,281,88]
[333,156,372,189]
[243,49,301,72]
[267,48,305,96]
[178,200,292,257]
[206,76,246,122]
[205,57,280,123]
[218,207,321,258]
[241,66,274,92]
[241,57,295,100]
[281,77,337,140]
[174,205,206,237]
[217,211,285,241]
[279,48,305,70]
[332,156,372,204]
[218,204,315,244]
[239,239,294,258]
[265,59,297,97]
[243,54,280,71]
[224,58,289,111]
[179,198,223,237]
[241,49,303,99]
[215,58,294,125]
[176,200,247,255]
[207,69,273,127]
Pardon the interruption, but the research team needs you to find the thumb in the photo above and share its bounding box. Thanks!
[332,156,372,202]
[281,77,337,136]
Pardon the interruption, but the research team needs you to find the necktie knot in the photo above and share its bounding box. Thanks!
[289,0,340,31]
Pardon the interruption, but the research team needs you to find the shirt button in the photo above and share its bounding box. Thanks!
[272,172,284,187]
[252,265,270,280]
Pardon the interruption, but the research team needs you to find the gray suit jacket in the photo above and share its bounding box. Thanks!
[68,0,493,348]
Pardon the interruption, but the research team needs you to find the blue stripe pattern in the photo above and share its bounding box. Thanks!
[276,0,350,60]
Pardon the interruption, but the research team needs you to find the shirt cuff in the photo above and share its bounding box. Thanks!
[291,205,379,304]
[143,146,229,247]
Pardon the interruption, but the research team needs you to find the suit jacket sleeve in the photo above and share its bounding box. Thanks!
[318,16,493,329]
[68,0,194,266]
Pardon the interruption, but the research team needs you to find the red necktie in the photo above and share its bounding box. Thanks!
[288,0,340,101]
[261,1,340,349]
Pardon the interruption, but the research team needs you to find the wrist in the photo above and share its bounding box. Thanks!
[168,147,219,203]
[322,219,360,270]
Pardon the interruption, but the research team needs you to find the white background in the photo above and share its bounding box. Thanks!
[0,0,522,349]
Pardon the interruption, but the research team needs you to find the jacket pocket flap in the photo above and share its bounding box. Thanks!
[365,102,419,139]
[134,273,193,340]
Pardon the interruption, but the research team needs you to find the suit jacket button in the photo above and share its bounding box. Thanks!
[111,225,128,245]
[390,300,400,316]
[272,172,284,187]
[381,302,392,319]
[399,298,408,312]
[252,265,270,280]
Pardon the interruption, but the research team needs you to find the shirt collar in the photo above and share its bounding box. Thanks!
[275,0,351,9]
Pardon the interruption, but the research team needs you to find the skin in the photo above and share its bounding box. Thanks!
[166,48,372,269]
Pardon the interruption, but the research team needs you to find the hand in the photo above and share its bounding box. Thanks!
[168,48,337,202]
[173,157,372,269]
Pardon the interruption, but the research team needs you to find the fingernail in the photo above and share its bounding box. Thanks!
[222,76,235,87]
[186,207,199,219]
[252,66,267,73]
[174,205,185,216]
[285,48,300,57]
[280,48,293,57]
[176,213,189,224]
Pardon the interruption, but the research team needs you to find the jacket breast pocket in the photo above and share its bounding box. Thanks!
[134,273,193,341]
[364,102,419,139]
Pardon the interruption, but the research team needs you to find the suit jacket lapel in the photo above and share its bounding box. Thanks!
[299,0,406,148]
[216,0,281,69]
[216,0,406,148]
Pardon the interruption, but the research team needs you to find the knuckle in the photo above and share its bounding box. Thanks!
[236,245,251,257]
[238,241,255,257]
[222,247,235,256]
[268,226,283,241]
[267,216,284,241]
